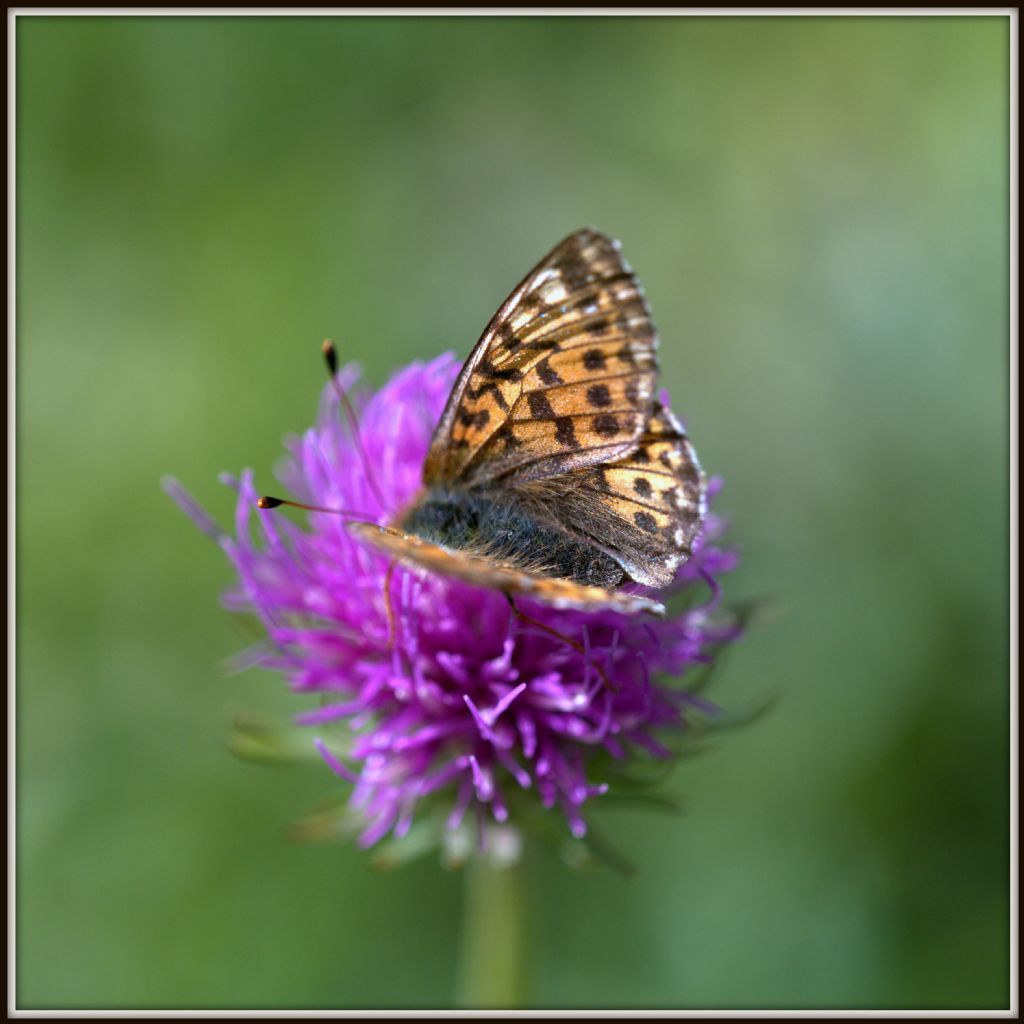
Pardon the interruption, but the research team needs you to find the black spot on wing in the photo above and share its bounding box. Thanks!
[458,408,490,429]
[494,425,522,451]
[556,255,592,290]
[527,392,555,418]
[464,379,509,412]
[555,417,579,448]
[535,359,564,387]
[634,511,658,533]
[487,365,523,383]
[497,321,520,350]
[593,413,620,437]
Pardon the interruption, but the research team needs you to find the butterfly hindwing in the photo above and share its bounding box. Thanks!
[423,228,658,487]
[514,402,706,588]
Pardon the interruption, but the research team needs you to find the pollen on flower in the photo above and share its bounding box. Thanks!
[166,353,742,852]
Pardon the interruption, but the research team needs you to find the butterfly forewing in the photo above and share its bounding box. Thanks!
[423,228,659,488]
[348,522,665,616]
[350,229,710,615]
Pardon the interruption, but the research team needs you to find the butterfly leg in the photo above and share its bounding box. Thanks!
[382,560,398,649]
[504,595,617,693]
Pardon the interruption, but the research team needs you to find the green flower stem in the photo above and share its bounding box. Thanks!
[454,852,526,1008]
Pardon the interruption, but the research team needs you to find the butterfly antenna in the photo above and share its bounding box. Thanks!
[506,596,617,692]
[256,495,375,522]
[321,339,389,512]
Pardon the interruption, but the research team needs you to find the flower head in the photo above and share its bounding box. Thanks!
[166,353,741,858]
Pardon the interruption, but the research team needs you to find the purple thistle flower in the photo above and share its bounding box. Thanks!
[165,353,742,855]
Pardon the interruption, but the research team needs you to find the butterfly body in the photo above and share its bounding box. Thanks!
[349,228,707,617]
[399,487,626,590]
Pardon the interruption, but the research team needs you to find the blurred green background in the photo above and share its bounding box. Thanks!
[16,14,1010,1010]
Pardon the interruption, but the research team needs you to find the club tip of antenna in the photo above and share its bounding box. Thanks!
[256,495,284,509]
[321,338,338,374]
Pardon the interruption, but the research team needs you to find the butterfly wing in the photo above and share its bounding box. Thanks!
[423,228,659,488]
[348,522,665,616]
[516,402,707,588]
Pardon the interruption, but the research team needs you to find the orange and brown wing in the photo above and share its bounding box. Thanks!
[347,522,665,616]
[517,402,707,588]
[423,228,658,488]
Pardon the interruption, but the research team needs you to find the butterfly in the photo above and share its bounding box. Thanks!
[348,228,707,617]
